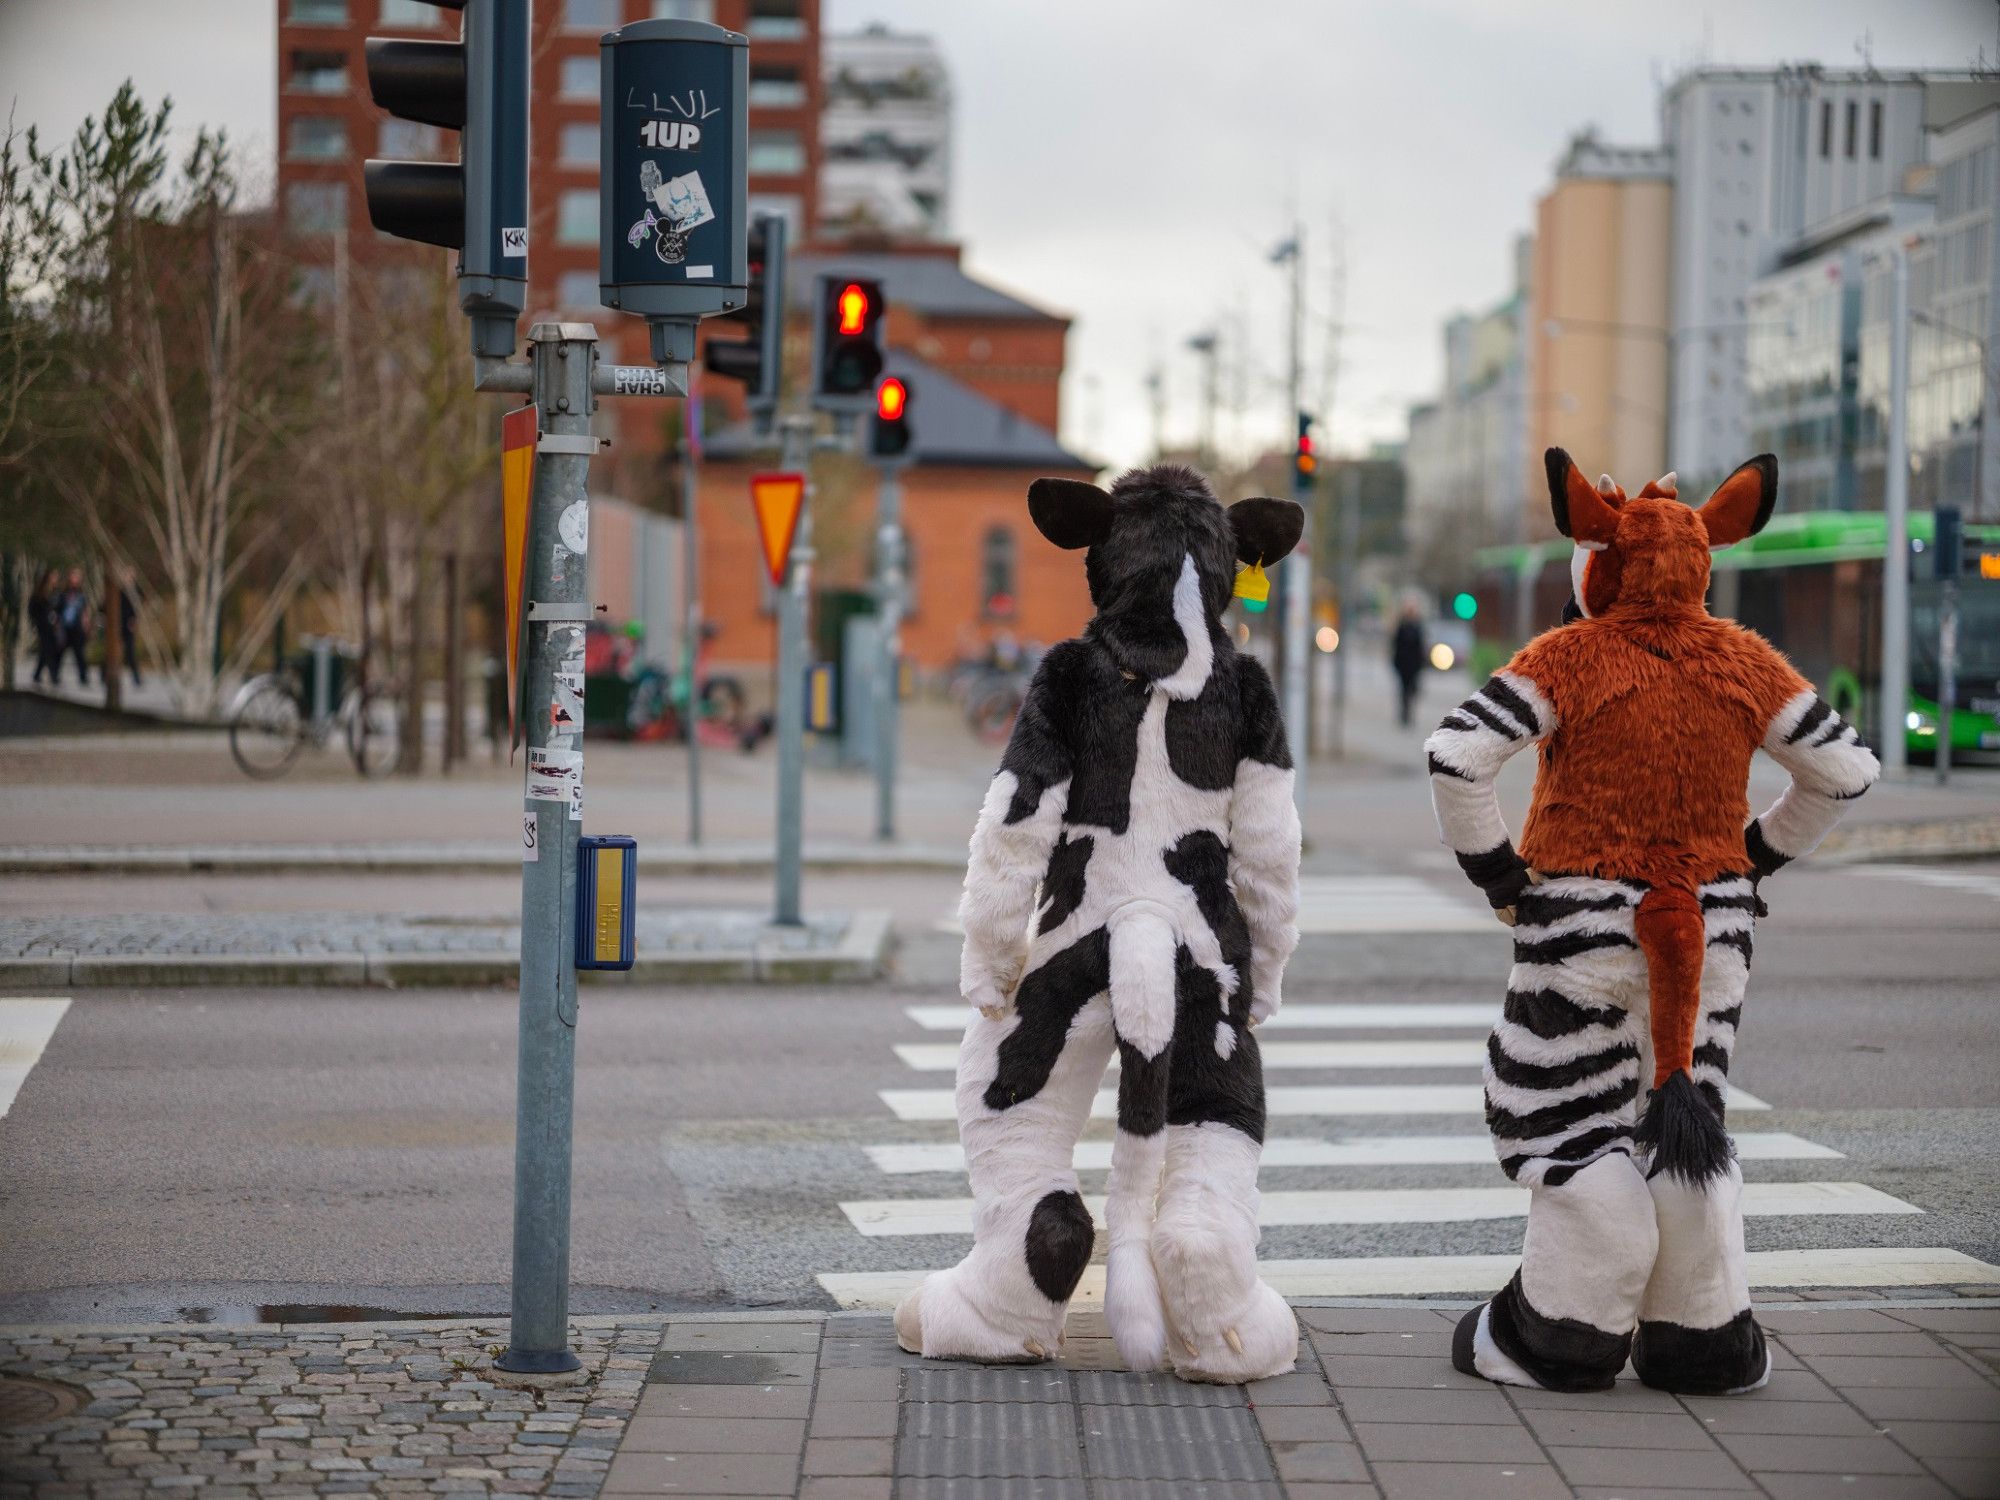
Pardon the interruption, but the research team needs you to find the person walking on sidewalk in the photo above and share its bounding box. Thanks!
[1390,599,1426,728]
[54,567,91,685]
[113,568,142,685]
[27,568,61,685]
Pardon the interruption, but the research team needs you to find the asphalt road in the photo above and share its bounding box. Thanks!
[1,856,1996,1325]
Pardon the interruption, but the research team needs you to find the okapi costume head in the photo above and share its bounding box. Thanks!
[1027,466,1303,695]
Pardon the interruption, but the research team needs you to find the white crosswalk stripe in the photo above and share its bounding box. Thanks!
[930,875,1494,937]
[877,1083,1773,1121]
[893,1039,1491,1072]
[819,1248,2000,1309]
[1863,864,2000,902]
[0,997,70,1120]
[905,1002,1499,1032]
[861,1131,1843,1176]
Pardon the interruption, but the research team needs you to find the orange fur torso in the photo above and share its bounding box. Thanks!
[1512,608,1807,891]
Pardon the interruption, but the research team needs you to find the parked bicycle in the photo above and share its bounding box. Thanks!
[227,640,399,779]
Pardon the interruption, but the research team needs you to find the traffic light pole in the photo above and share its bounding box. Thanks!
[873,463,907,842]
[773,414,814,925]
[495,323,598,1382]
[1881,243,1912,780]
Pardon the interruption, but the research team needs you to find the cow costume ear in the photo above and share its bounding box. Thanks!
[1544,447,1620,546]
[1697,453,1778,549]
[1027,477,1113,550]
[1228,497,1304,567]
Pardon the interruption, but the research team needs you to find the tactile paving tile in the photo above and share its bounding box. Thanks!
[1078,1401,1276,1482]
[1070,1371,1246,1407]
[896,1397,1083,1478]
[903,1366,1073,1403]
[890,1479,1090,1500]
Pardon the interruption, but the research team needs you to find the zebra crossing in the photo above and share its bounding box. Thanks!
[933,875,1499,936]
[813,997,2000,1309]
[0,997,69,1120]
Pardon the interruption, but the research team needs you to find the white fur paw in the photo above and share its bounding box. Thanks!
[1105,1246,1168,1372]
[1167,1281,1298,1385]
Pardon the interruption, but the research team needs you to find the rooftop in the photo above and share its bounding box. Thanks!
[788,248,1067,324]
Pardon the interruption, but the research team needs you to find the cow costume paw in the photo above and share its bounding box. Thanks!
[922,465,1306,1384]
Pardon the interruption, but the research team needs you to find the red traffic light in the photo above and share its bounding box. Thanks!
[837,282,871,336]
[876,377,908,421]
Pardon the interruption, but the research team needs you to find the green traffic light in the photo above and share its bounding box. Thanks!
[1452,591,1477,620]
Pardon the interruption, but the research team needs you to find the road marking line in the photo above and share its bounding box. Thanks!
[903,1003,1501,1033]
[893,1039,1491,1072]
[931,876,1495,937]
[861,1131,1843,1176]
[876,1084,1771,1121]
[1863,865,2000,902]
[837,1181,1918,1237]
[817,1246,2000,1309]
[0,997,70,1120]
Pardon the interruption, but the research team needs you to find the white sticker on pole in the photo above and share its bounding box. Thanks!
[523,812,539,862]
[559,500,588,555]
[569,778,583,822]
[527,746,582,802]
[551,670,584,736]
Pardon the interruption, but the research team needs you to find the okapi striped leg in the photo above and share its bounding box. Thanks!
[1632,877,1769,1395]
[895,930,1115,1364]
[1454,876,1658,1391]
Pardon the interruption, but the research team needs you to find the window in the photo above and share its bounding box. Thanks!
[289,50,348,94]
[1869,99,1883,160]
[557,270,602,311]
[653,0,715,18]
[748,128,806,175]
[379,118,441,157]
[289,0,346,23]
[291,265,336,306]
[560,123,598,165]
[1844,100,1857,159]
[560,55,598,97]
[558,189,597,245]
[287,115,348,160]
[286,181,347,234]
[1820,100,1832,157]
[747,192,803,242]
[750,68,806,108]
[379,0,440,23]
[564,0,617,30]
[748,0,806,40]
[981,528,1017,619]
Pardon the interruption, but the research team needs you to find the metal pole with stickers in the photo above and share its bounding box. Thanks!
[366,11,750,1382]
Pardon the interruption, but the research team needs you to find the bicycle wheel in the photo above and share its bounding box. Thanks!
[967,681,1022,745]
[346,685,401,778]
[229,676,306,779]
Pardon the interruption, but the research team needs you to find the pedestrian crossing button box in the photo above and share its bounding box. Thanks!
[576,835,637,971]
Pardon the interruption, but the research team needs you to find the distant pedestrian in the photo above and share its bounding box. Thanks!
[114,570,142,685]
[27,568,60,685]
[1390,600,1426,728]
[55,567,91,685]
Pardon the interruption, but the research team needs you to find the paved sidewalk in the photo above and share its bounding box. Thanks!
[4,1299,1996,1499]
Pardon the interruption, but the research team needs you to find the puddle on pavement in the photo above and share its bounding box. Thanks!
[175,1303,484,1325]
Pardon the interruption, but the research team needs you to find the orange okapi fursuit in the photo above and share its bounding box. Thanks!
[1425,450,1879,1397]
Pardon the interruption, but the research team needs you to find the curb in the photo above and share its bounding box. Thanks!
[0,843,968,876]
[0,911,895,990]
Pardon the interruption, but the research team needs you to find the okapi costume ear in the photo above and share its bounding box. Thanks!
[1544,447,1620,547]
[1697,454,1778,549]
[1228,497,1304,567]
[1027,477,1113,550]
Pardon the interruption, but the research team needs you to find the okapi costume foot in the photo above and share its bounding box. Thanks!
[894,1187,1094,1363]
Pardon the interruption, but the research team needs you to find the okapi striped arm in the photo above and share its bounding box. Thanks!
[1425,672,1557,914]
[957,645,1079,1017]
[1230,657,1301,1025]
[1745,689,1880,880]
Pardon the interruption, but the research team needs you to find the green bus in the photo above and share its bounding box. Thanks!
[1471,510,2000,759]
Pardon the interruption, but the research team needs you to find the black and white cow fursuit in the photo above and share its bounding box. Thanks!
[893,464,1306,1384]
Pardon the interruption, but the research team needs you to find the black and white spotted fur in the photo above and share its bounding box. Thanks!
[894,465,1305,1383]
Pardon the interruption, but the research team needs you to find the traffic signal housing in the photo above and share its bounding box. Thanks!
[362,0,529,357]
[870,375,913,462]
[812,276,886,411]
[702,214,787,412]
[1293,411,1317,488]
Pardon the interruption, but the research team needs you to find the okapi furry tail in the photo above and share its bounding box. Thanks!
[1632,886,1734,1184]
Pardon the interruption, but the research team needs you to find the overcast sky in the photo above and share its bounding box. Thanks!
[5,0,1996,471]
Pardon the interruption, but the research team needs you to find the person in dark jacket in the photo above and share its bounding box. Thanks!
[1390,600,1426,728]
[54,567,91,685]
[27,569,60,685]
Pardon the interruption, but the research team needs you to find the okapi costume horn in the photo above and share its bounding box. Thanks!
[1428,447,1876,1397]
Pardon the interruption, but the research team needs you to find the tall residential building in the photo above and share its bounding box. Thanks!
[1403,239,1530,553]
[274,0,822,487]
[818,24,952,241]
[1662,66,1941,490]
[1527,133,1673,529]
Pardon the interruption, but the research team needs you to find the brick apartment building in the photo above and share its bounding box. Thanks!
[274,0,1093,684]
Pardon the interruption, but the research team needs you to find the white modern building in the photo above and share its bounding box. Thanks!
[819,24,952,241]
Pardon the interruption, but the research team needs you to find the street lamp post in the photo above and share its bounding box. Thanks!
[1880,242,1913,780]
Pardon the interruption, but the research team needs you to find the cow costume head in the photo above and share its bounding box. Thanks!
[1027,466,1303,692]
[1549,450,1777,620]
